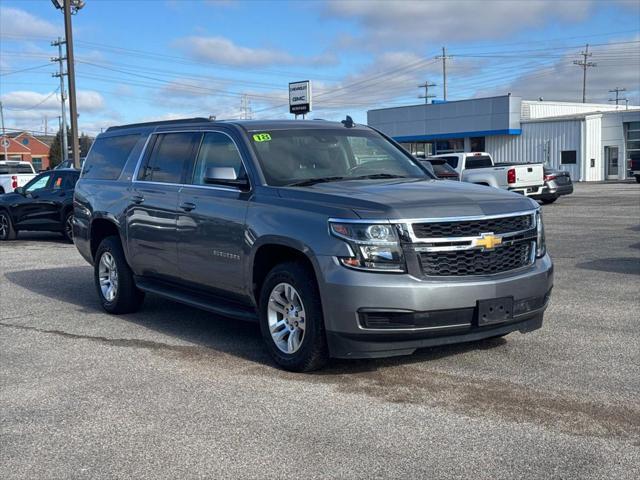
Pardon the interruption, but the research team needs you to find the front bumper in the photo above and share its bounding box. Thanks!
[317,254,554,359]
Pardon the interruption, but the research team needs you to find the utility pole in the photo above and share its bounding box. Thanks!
[44,115,48,135]
[52,1,85,168]
[608,87,627,108]
[418,81,436,104]
[436,47,451,101]
[573,44,596,103]
[241,94,252,120]
[0,101,8,161]
[51,37,69,162]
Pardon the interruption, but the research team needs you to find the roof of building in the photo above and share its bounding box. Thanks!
[521,108,640,123]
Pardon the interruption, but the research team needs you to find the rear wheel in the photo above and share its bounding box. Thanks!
[541,197,557,204]
[62,211,74,243]
[635,175,640,184]
[94,236,144,314]
[259,262,328,372]
[0,211,17,241]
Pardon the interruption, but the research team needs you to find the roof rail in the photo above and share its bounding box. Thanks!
[105,117,212,132]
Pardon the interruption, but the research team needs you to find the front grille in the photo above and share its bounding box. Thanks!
[419,242,532,276]
[412,214,532,238]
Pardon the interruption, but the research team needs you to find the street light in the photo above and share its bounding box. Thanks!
[51,0,85,169]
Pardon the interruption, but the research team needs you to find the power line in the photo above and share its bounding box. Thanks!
[2,87,60,111]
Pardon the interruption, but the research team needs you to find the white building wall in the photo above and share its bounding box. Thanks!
[486,120,582,179]
[521,101,625,120]
[583,115,603,181]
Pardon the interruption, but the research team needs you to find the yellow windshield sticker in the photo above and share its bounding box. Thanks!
[253,133,272,142]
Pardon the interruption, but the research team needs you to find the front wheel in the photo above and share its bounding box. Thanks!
[259,262,328,372]
[62,211,74,243]
[635,175,640,184]
[0,211,17,241]
[94,236,144,314]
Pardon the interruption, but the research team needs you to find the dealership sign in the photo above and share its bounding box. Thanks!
[289,81,312,115]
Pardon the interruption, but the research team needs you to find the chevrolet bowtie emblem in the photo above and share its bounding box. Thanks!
[474,233,503,250]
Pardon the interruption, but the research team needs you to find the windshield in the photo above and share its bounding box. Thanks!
[248,128,428,186]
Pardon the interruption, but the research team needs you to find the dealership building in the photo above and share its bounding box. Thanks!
[367,95,640,181]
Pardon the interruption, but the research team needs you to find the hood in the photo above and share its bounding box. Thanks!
[278,178,537,219]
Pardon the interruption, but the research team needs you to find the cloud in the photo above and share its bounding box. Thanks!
[324,0,593,45]
[174,35,338,67]
[0,7,60,38]
[1,90,106,113]
[475,39,640,104]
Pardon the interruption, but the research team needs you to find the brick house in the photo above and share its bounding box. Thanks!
[0,132,52,171]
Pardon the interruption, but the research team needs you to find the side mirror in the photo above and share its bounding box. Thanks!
[14,187,25,195]
[203,167,249,189]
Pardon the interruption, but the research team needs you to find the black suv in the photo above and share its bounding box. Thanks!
[73,118,552,371]
[0,169,79,241]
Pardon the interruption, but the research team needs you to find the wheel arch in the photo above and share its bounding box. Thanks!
[89,216,123,261]
[249,237,322,307]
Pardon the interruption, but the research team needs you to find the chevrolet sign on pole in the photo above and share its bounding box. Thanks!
[289,81,312,116]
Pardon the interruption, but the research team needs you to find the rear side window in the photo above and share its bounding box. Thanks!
[465,155,493,169]
[82,134,140,180]
[0,164,34,174]
[138,132,201,184]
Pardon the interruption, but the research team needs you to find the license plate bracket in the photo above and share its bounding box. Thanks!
[477,297,514,326]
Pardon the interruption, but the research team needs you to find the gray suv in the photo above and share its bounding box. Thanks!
[73,118,553,371]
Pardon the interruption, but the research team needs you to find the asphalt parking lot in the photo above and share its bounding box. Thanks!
[1,182,639,479]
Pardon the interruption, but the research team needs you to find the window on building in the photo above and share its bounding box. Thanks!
[561,150,577,164]
[627,122,640,169]
[32,158,43,172]
[470,137,485,152]
[435,138,464,154]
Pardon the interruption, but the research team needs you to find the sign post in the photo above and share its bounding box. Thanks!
[289,81,312,118]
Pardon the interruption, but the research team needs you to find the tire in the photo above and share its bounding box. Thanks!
[0,210,17,241]
[259,262,328,372]
[94,236,144,314]
[635,175,640,184]
[62,210,74,243]
[541,197,557,204]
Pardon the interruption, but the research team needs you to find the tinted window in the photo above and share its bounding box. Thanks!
[52,174,66,190]
[561,150,577,164]
[0,164,34,174]
[465,155,493,169]
[24,173,52,193]
[83,134,140,180]
[139,132,201,184]
[191,132,245,185]
[433,163,458,176]
[441,156,459,169]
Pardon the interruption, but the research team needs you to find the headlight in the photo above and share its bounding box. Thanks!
[536,210,546,258]
[329,221,405,272]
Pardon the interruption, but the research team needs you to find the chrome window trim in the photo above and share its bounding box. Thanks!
[131,129,251,192]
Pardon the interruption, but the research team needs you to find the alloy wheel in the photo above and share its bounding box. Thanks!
[0,214,7,239]
[98,252,119,302]
[65,214,74,240]
[267,282,306,354]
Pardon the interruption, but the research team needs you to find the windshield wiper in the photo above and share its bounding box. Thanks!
[349,174,408,180]
[287,176,347,187]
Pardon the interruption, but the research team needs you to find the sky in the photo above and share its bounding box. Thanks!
[0,0,639,136]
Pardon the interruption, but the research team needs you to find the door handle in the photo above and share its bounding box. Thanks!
[131,194,145,204]
[179,202,196,212]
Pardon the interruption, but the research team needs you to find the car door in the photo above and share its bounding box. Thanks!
[12,172,55,229]
[177,131,251,296]
[126,131,201,282]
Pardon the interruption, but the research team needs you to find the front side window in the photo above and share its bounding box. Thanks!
[191,132,245,185]
[138,132,201,184]
[249,129,426,186]
[24,173,52,193]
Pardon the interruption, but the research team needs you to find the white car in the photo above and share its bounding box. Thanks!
[0,161,36,195]
[428,152,544,196]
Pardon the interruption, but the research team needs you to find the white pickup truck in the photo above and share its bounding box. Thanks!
[0,161,36,195]
[428,152,544,196]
